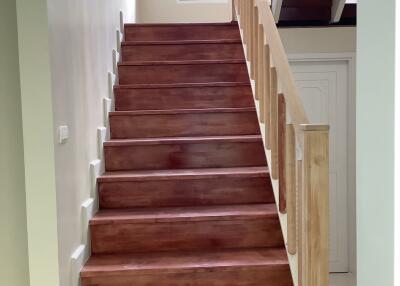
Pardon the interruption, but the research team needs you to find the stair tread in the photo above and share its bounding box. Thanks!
[98,166,269,182]
[125,22,238,28]
[90,204,277,225]
[110,107,256,116]
[105,135,262,146]
[119,59,246,66]
[122,39,242,46]
[81,247,288,277]
[114,82,251,89]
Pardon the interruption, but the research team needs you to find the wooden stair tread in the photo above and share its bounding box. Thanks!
[118,59,246,66]
[98,166,269,182]
[90,204,277,225]
[105,135,262,146]
[125,22,238,28]
[109,107,256,116]
[81,248,288,277]
[122,39,242,46]
[114,82,251,89]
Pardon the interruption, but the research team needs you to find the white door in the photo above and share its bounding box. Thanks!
[289,60,350,273]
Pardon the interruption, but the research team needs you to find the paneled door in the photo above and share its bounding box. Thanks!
[290,59,352,273]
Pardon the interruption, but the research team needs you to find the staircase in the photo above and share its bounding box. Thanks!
[81,22,293,286]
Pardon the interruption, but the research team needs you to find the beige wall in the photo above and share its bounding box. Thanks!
[0,0,30,285]
[137,0,231,23]
[279,27,356,54]
[46,1,136,286]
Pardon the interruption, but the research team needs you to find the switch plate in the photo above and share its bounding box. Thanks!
[59,125,69,144]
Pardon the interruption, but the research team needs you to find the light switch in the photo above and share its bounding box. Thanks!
[59,125,69,144]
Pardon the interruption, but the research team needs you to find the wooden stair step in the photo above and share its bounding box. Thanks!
[109,107,260,139]
[124,22,241,42]
[114,82,253,111]
[98,167,274,208]
[81,248,292,286]
[118,60,249,85]
[121,39,244,62]
[104,135,267,171]
[90,204,283,254]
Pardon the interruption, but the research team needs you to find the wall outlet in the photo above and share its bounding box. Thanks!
[59,125,69,144]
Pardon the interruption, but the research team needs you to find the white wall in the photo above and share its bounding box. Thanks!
[46,1,136,285]
[279,27,356,54]
[0,0,30,285]
[357,1,395,286]
[137,0,231,23]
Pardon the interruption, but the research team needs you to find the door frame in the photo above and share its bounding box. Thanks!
[287,53,356,275]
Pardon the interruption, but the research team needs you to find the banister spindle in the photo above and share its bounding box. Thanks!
[264,45,271,147]
[258,24,265,112]
[278,94,286,213]
[301,125,329,286]
[286,124,296,255]
[247,0,254,63]
[270,74,279,180]
[251,4,258,79]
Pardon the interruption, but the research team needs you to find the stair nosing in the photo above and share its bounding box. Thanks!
[81,247,289,278]
[90,204,277,225]
[121,39,243,46]
[104,135,263,147]
[118,59,246,66]
[109,107,256,116]
[98,167,269,183]
[114,82,251,90]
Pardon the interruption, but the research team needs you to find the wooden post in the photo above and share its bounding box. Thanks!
[270,84,279,180]
[286,124,296,255]
[278,94,286,212]
[251,5,258,79]
[267,66,276,150]
[301,124,329,286]
[297,159,303,286]
[258,24,265,120]
[248,0,254,62]
[263,44,271,134]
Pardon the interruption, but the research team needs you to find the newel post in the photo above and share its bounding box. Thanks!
[300,124,329,286]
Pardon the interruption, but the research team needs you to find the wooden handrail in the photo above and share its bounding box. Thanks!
[233,1,330,286]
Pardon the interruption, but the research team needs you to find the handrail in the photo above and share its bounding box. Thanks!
[233,1,330,286]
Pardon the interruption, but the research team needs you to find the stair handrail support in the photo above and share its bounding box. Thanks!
[233,1,330,285]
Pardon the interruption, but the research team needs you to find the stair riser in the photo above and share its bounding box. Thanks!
[124,25,241,42]
[114,85,253,111]
[122,43,244,62]
[110,111,260,139]
[91,217,283,254]
[99,177,274,209]
[118,63,249,85]
[104,141,266,171]
[82,267,293,286]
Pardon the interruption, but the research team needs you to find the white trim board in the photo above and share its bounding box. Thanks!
[288,52,357,276]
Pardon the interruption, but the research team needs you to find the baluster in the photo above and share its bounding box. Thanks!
[268,66,276,151]
[286,124,296,254]
[264,45,271,143]
[258,24,265,120]
[248,0,254,63]
[301,125,329,286]
[270,74,279,180]
[251,3,258,79]
[278,94,286,213]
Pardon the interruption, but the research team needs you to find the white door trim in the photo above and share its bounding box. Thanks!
[287,52,356,275]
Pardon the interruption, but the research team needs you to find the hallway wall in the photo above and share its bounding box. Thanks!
[46,1,136,285]
[0,0,30,285]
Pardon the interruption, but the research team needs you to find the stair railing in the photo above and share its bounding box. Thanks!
[233,1,330,285]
